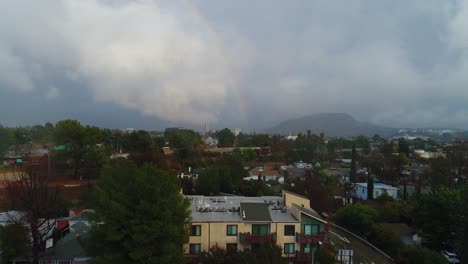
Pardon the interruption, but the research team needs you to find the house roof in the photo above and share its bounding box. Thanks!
[355,182,399,190]
[47,222,89,259]
[292,204,327,224]
[240,203,272,222]
[249,167,279,177]
[264,162,287,169]
[187,195,298,223]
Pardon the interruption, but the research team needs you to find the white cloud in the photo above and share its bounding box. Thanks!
[2,0,468,128]
[0,0,237,125]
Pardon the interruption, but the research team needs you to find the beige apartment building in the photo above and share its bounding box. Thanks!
[184,190,329,263]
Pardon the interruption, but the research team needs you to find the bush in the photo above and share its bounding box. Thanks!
[378,202,412,223]
[314,247,336,264]
[367,224,403,256]
[399,246,448,264]
[376,192,394,203]
[335,203,378,234]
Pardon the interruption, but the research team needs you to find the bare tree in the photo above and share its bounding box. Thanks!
[4,155,63,264]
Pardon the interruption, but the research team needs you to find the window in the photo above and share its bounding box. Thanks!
[284,243,295,254]
[227,225,238,236]
[311,224,319,234]
[190,225,201,236]
[252,224,269,235]
[226,243,238,253]
[284,225,295,236]
[303,243,311,253]
[304,224,319,235]
[189,244,201,254]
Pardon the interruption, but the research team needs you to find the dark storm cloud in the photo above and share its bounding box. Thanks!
[1,0,468,129]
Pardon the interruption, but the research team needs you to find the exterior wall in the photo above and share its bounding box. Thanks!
[184,221,301,256]
[301,213,324,233]
[275,222,301,256]
[354,185,398,200]
[283,190,310,208]
[355,185,368,200]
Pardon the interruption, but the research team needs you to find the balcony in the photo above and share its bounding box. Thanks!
[239,232,276,244]
[295,232,325,244]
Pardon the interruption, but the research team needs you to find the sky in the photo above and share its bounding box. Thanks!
[1,0,468,130]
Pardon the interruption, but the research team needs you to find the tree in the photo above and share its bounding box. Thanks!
[455,184,468,263]
[85,163,190,264]
[399,246,449,264]
[304,174,335,213]
[398,138,410,156]
[0,223,29,263]
[412,190,459,249]
[314,247,336,264]
[195,166,231,195]
[350,144,357,182]
[4,156,64,264]
[429,157,451,189]
[217,128,236,147]
[355,135,370,154]
[335,203,378,235]
[166,129,201,166]
[367,224,403,256]
[0,125,14,157]
[377,201,412,223]
[251,239,288,264]
[54,120,97,179]
[367,175,374,200]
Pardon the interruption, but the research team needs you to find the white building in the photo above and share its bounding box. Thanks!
[354,182,398,200]
[293,161,312,169]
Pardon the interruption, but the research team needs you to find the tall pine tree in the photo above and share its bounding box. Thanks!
[350,143,357,182]
[367,171,374,200]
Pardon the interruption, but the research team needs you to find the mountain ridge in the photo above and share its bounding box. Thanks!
[266,113,396,137]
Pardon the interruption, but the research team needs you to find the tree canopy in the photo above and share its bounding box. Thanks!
[0,125,14,157]
[335,203,378,235]
[86,163,190,264]
[217,128,236,147]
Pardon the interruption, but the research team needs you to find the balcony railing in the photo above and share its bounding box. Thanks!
[239,232,276,244]
[295,232,325,244]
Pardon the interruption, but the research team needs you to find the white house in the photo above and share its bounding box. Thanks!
[246,167,284,183]
[293,161,312,169]
[354,182,398,200]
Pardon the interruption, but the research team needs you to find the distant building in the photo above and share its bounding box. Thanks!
[414,149,446,159]
[263,162,287,170]
[123,128,135,134]
[162,146,173,155]
[110,153,130,159]
[184,191,329,262]
[234,128,242,136]
[293,161,312,169]
[285,133,298,141]
[247,167,284,183]
[354,182,398,200]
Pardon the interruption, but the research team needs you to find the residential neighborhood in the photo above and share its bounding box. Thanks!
[0,122,466,264]
[1,1,468,264]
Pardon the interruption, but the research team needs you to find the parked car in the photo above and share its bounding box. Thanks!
[441,250,460,264]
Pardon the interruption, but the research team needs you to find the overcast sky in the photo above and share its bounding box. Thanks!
[1,0,468,130]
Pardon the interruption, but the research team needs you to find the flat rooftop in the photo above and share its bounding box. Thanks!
[186,195,298,223]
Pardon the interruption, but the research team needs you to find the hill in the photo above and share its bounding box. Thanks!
[267,113,396,137]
